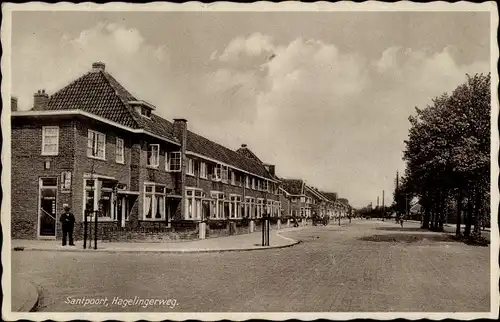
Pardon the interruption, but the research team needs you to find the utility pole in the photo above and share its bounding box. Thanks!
[382,190,385,221]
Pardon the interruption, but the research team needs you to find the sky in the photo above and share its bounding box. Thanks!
[10,10,491,208]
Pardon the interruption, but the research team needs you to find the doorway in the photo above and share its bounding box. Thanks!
[38,177,58,238]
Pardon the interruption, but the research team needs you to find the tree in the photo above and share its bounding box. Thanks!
[402,73,490,240]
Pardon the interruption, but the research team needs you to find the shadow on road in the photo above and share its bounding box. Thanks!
[375,227,429,232]
[359,233,459,244]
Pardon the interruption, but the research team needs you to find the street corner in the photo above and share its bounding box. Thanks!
[11,276,41,312]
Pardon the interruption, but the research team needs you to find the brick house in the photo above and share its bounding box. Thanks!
[11,62,281,240]
[280,179,313,219]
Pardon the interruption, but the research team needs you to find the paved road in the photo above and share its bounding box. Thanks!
[12,220,490,312]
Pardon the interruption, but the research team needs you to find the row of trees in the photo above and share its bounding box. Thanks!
[397,73,490,240]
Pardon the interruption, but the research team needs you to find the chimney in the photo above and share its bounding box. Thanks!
[241,144,247,148]
[33,89,49,110]
[173,119,188,142]
[11,97,18,112]
[92,61,106,72]
[173,118,188,219]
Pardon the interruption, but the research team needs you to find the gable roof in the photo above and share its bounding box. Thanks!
[281,179,304,195]
[305,185,329,202]
[39,68,179,143]
[236,145,263,164]
[186,131,273,179]
[30,62,274,180]
[321,192,338,202]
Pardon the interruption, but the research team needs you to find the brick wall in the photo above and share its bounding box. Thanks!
[11,117,76,239]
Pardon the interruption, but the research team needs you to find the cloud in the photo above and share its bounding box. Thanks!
[218,32,275,62]
[190,34,489,207]
[12,22,170,111]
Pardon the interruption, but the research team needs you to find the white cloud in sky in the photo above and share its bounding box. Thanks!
[196,33,489,207]
[12,22,170,111]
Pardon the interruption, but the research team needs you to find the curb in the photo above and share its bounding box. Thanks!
[12,278,40,312]
[12,231,301,254]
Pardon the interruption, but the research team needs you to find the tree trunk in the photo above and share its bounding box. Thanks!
[456,190,462,237]
[473,188,482,237]
[438,192,445,231]
[422,207,430,229]
[464,192,473,237]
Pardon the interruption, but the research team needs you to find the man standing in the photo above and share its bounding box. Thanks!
[60,204,75,246]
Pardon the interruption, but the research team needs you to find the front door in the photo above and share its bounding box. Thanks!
[38,177,58,238]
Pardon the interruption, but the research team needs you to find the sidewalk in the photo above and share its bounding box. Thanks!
[12,227,303,254]
[11,276,39,312]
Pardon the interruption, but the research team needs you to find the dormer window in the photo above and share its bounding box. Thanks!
[129,100,155,118]
[141,107,151,117]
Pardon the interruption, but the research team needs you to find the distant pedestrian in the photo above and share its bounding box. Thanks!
[60,204,75,246]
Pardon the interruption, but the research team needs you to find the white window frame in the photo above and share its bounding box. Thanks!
[147,144,160,168]
[166,151,182,172]
[221,165,229,183]
[185,188,205,220]
[230,171,236,185]
[115,137,124,164]
[263,180,269,192]
[200,162,208,179]
[143,183,166,220]
[210,191,226,219]
[186,158,195,176]
[87,129,106,160]
[229,194,241,219]
[41,126,59,156]
[213,164,222,181]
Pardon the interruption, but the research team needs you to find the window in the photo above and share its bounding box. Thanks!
[230,195,241,219]
[166,151,181,172]
[257,199,264,218]
[213,164,222,181]
[141,106,152,118]
[245,176,250,188]
[185,188,206,220]
[115,138,124,163]
[87,130,106,160]
[83,178,116,221]
[200,162,208,179]
[144,184,166,220]
[186,158,194,176]
[230,171,236,185]
[42,126,59,156]
[147,144,159,167]
[221,165,229,183]
[245,197,253,218]
[252,178,256,190]
[257,180,261,191]
[263,181,269,192]
[210,192,226,219]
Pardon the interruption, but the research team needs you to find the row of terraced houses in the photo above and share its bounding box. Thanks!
[11,62,352,241]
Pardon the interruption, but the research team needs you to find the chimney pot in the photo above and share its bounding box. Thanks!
[241,144,247,148]
[92,62,106,71]
[33,89,49,110]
